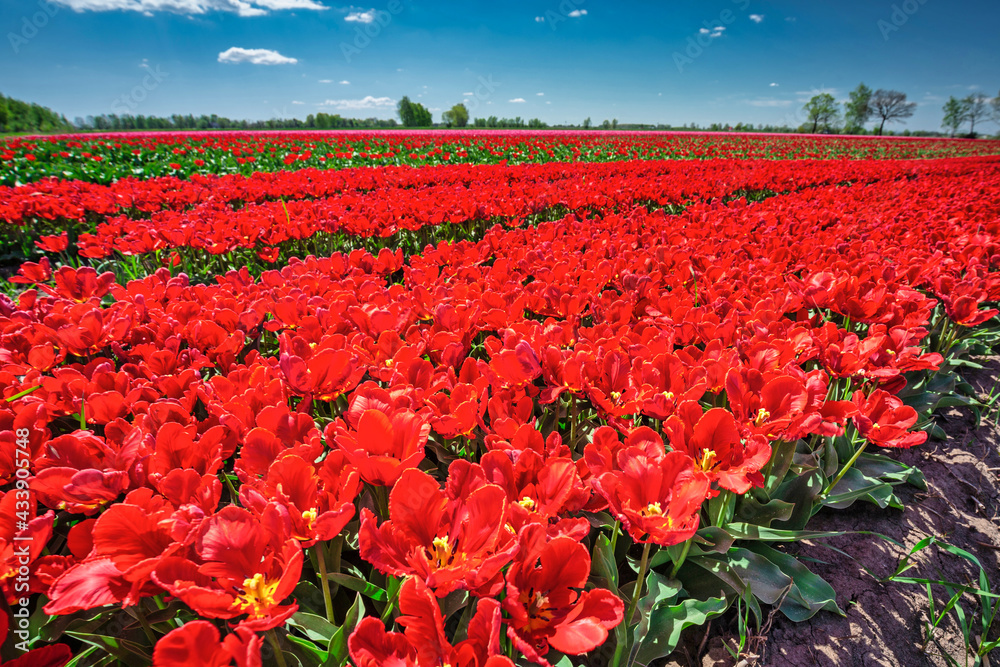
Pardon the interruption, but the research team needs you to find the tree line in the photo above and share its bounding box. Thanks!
[802,84,999,137]
[4,89,998,137]
[0,93,72,133]
[73,113,399,131]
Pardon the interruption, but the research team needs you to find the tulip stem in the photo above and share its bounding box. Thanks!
[613,541,652,667]
[266,629,288,667]
[372,484,390,521]
[669,538,692,579]
[314,543,335,625]
[570,395,578,452]
[629,542,651,616]
[824,440,868,498]
[609,520,621,561]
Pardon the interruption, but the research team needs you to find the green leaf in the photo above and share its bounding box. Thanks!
[63,646,102,667]
[286,634,329,667]
[902,391,941,414]
[326,573,387,601]
[822,467,896,509]
[288,612,339,643]
[63,632,151,667]
[632,570,683,659]
[325,593,363,667]
[734,495,794,527]
[632,596,728,666]
[692,526,736,555]
[724,523,844,542]
[855,452,926,490]
[771,469,826,531]
[764,439,798,495]
[743,543,843,620]
[591,533,619,591]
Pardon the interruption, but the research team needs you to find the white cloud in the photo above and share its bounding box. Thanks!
[749,14,764,23]
[700,26,725,38]
[318,79,333,83]
[218,47,298,65]
[320,95,395,110]
[746,98,793,107]
[534,16,544,22]
[536,92,544,96]
[567,8,586,17]
[509,98,526,103]
[785,16,797,22]
[770,82,779,87]
[345,8,378,22]
[462,92,474,96]
[292,100,305,104]
[339,80,350,84]
[51,0,326,16]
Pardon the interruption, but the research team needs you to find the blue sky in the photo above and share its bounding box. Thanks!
[1,0,998,131]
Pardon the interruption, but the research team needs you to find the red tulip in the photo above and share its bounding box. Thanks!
[503,525,623,665]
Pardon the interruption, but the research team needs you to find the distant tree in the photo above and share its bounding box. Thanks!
[844,83,873,132]
[869,89,916,135]
[803,93,839,133]
[442,103,469,128]
[397,96,416,126]
[601,119,611,130]
[992,91,1000,125]
[412,102,432,126]
[942,96,966,138]
[582,117,591,129]
[612,118,618,129]
[963,93,989,136]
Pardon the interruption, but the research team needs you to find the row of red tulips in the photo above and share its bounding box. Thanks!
[5,157,998,266]
[5,131,1000,186]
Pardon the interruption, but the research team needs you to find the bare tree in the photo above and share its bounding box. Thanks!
[963,93,989,136]
[869,89,916,135]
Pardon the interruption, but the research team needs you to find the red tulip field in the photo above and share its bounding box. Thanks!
[1,131,999,667]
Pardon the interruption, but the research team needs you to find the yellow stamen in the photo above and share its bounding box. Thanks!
[641,502,663,517]
[517,496,536,511]
[698,449,718,472]
[426,535,464,569]
[235,573,281,617]
[754,408,771,425]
